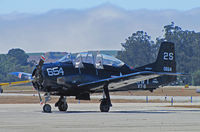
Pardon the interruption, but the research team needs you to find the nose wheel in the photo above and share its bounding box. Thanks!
[42,92,52,113]
[43,104,51,113]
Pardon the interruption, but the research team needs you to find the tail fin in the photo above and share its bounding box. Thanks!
[154,42,176,73]
[136,42,176,73]
[135,42,177,87]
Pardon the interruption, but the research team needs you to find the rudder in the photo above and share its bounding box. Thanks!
[136,42,176,73]
[154,42,176,73]
[135,42,177,88]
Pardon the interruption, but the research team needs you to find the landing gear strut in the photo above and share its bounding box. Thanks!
[43,92,52,113]
[100,84,112,112]
[55,96,68,112]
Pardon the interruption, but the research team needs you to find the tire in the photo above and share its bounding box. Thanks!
[43,104,51,113]
[58,103,68,111]
[100,100,110,112]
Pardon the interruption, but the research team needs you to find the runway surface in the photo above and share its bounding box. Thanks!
[2,93,200,102]
[0,103,200,132]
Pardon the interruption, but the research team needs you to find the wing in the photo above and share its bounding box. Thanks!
[0,80,31,94]
[0,80,31,86]
[0,72,32,86]
[77,71,183,91]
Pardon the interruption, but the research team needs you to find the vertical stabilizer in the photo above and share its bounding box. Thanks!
[154,42,176,73]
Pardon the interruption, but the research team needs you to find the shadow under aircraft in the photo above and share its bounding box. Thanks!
[7,42,183,113]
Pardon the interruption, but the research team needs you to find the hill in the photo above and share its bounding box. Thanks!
[1,4,200,53]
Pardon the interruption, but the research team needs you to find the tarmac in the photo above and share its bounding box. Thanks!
[0,103,200,132]
[2,93,200,102]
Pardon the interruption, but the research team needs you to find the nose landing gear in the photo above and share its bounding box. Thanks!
[38,92,68,113]
[43,104,51,113]
[42,92,52,113]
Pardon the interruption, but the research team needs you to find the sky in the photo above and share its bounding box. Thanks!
[0,0,200,54]
[1,0,200,14]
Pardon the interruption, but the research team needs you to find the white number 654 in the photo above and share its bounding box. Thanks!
[47,67,64,76]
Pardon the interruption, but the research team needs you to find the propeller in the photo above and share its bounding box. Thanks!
[32,55,46,104]
[32,55,46,90]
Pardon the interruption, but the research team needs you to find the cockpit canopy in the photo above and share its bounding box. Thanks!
[58,54,72,63]
[58,52,125,68]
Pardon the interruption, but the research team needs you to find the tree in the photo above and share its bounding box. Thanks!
[117,31,156,68]
[0,48,33,82]
[192,70,200,86]
[156,22,200,84]
[117,23,200,85]
[7,48,29,65]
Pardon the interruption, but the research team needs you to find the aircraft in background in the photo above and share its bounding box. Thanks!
[8,42,182,113]
[0,80,30,93]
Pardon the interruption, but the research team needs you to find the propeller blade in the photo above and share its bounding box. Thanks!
[32,55,45,77]
[38,55,45,70]
[32,55,46,91]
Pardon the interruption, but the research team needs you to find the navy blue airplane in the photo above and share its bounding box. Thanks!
[9,42,182,113]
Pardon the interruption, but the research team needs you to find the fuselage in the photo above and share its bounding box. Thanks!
[32,47,177,97]
[39,61,131,93]
[36,61,172,96]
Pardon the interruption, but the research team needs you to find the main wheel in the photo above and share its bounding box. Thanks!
[100,100,110,112]
[58,102,68,111]
[43,104,51,113]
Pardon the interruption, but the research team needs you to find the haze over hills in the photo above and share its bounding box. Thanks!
[0,4,200,54]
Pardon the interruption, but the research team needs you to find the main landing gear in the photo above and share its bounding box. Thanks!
[40,86,111,113]
[55,96,68,112]
[100,84,112,112]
